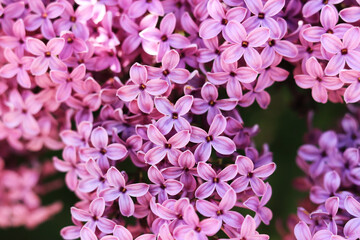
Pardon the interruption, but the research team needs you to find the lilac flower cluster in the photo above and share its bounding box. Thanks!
[2,0,360,239]
[0,156,62,229]
[293,0,360,104]
[294,110,360,239]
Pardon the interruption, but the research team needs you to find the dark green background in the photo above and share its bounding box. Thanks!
[0,82,347,239]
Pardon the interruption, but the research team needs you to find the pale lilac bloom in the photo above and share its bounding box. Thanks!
[344,196,360,239]
[196,189,244,228]
[80,127,128,170]
[256,55,289,92]
[238,82,271,109]
[162,150,197,192]
[231,155,276,196]
[26,37,67,76]
[71,197,115,234]
[173,205,221,240]
[197,37,228,72]
[340,4,360,23]
[243,0,285,38]
[24,0,65,39]
[310,196,340,234]
[120,14,158,55]
[144,124,190,165]
[53,0,92,40]
[78,158,108,194]
[294,221,313,240]
[313,230,346,240]
[94,12,120,49]
[50,64,86,102]
[0,1,25,35]
[140,13,190,61]
[297,130,338,178]
[222,21,270,70]
[321,27,360,76]
[128,0,164,18]
[199,0,247,39]
[191,83,238,124]
[146,50,191,85]
[244,183,273,225]
[261,19,298,67]
[295,57,343,103]
[230,215,269,240]
[0,48,33,88]
[302,0,343,18]
[154,198,189,230]
[92,47,121,73]
[207,60,258,99]
[59,32,88,60]
[60,121,92,147]
[339,70,360,103]
[148,166,183,203]
[310,171,342,204]
[112,225,133,240]
[154,95,193,134]
[303,6,351,43]
[0,19,26,56]
[3,90,42,136]
[117,63,168,114]
[100,167,149,217]
[25,117,63,151]
[53,146,86,191]
[190,114,236,162]
[74,0,118,24]
[181,12,202,45]
[195,162,237,199]
[176,44,198,69]
[291,25,324,73]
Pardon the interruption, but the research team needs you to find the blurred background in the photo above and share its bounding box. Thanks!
[0,81,348,239]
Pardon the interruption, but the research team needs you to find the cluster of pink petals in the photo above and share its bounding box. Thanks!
[2,0,360,238]
[292,109,360,239]
[293,1,360,104]
[0,156,62,229]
